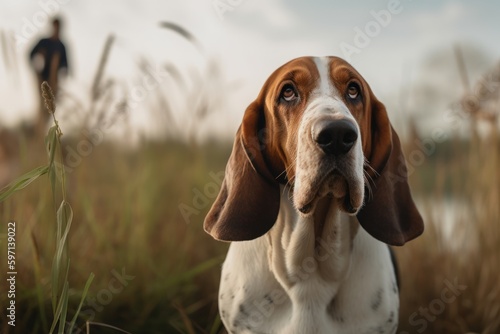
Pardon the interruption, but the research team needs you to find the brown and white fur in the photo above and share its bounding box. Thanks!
[204,56,424,334]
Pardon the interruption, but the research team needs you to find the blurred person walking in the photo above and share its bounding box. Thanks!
[29,17,69,131]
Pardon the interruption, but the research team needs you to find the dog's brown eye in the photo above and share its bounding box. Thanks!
[347,83,360,99]
[281,84,297,102]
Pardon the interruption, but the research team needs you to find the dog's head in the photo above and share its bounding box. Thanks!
[204,56,423,246]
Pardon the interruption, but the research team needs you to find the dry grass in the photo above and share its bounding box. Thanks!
[0,22,498,333]
[1,134,231,333]
[397,126,500,334]
[1,117,498,334]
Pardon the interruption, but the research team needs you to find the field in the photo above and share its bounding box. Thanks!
[1,132,231,333]
[0,25,499,334]
[0,117,499,333]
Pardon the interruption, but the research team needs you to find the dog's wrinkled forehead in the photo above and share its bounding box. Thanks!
[253,57,371,176]
[259,57,370,149]
[260,57,320,110]
[262,56,367,111]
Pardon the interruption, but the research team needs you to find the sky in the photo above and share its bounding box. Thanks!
[0,0,499,140]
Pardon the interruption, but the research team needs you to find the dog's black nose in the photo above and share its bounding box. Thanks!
[314,119,358,155]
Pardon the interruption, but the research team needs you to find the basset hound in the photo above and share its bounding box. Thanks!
[204,56,424,334]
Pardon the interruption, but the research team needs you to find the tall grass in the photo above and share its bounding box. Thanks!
[0,79,229,333]
[1,22,231,333]
[1,21,498,333]
[0,128,230,333]
[2,115,500,334]
[396,124,500,333]
[1,82,95,333]
[396,53,500,333]
[2,112,498,333]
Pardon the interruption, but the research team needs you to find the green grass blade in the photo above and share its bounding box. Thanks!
[45,125,58,204]
[164,255,224,288]
[68,272,95,332]
[49,280,69,334]
[56,259,71,334]
[51,201,73,312]
[86,322,133,334]
[45,125,58,164]
[209,314,222,334]
[31,233,49,332]
[58,280,69,334]
[56,201,73,247]
[0,165,49,202]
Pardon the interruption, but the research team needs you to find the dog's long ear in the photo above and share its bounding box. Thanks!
[204,102,280,241]
[357,99,424,246]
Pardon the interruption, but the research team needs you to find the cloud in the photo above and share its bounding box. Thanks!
[236,0,299,30]
[412,2,468,33]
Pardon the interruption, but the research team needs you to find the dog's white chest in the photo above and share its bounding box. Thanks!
[218,226,399,334]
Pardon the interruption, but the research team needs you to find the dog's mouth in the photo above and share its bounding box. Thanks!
[295,169,363,216]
